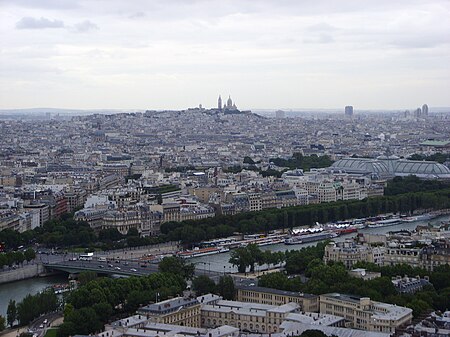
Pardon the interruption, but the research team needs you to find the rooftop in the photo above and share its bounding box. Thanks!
[237,285,318,299]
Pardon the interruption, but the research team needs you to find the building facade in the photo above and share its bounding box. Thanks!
[320,293,412,334]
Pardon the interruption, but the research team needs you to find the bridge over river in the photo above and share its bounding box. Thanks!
[43,258,224,278]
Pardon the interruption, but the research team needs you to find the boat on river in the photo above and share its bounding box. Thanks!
[284,231,337,245]
[177,246,230,259]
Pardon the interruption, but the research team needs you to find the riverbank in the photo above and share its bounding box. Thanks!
[0,312,63,337]
[0,263,61,286]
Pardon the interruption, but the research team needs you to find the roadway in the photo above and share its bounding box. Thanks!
[43,257,159,277]
[43,256,225,278]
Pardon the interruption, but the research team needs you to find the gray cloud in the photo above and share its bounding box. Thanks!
[16,17,64,29]
[304,33,335,44]
[2,0,449,109]
[307,23,337,32]
[129,12,146,19]
[73,20,99,33]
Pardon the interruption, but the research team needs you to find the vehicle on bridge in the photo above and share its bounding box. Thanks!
[79,252,94,261]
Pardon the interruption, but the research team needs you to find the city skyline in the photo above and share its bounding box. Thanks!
[1,0,450,110]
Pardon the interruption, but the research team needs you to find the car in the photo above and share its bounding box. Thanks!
[115,260,120,263]
[130,268,137,272]
[98,265,104,268]
[140,264,147,268]
[123,261,129,265]
[108,264,113,268]
[43,319,48,324]
[39,324,44,329]
[115,266,121,270]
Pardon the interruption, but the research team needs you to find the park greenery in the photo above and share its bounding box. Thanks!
[192,275,236,300]
[250,242,450,319]
[270,153,334,171]
[1,177,450,252]
[407,152,449,164]
[59,270,187,336]
[0,215,165,251]
[229,243,285,273]
[161,187,450,246]
[0,315,5,331]
[224,154,333,178]
[6,290,58,327]
[158,256,195,280]
[0,248,36,269]
[384,175,450,196]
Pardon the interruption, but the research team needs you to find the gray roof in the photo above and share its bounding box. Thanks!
[330,157,450,178]
[237,285,318,299]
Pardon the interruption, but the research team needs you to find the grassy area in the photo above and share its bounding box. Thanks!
[44,328,58,337]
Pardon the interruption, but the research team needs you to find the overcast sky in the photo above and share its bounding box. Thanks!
[1,0,449,110]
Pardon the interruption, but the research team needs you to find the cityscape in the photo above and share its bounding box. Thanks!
[0,1,449,337]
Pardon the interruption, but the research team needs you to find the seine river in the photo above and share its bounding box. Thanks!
[0,214,448,317]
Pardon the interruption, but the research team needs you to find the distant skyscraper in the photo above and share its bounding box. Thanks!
[345,106,353,116]
[218,95,222,110]
[275,110,285,119]
[422,104,428,116]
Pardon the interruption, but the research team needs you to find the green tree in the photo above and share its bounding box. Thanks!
[0,315,5,331]
[78,271,97,286]
[159,256,195,280]
[64,307,103,335]
[127,227,139,237]
[217,275,235,300]
[6,299,16,328]
[24,248,36,262]
[192,275,216,296]
[229,247,253,273]
[258,272,292,291]
[300,330,331,337]
[63,303,74,317]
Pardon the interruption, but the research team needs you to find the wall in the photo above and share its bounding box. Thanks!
[0,263,47,284]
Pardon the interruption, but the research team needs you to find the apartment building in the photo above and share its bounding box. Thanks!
[236,286,319,312]
[201,299,343,334]
[420,241,450,271]
[318,182,337,203]
[137,296,201,328]
[383,244,422,269]
[247,192,262,212]
[320,293,412,334]
[324,241,385,269]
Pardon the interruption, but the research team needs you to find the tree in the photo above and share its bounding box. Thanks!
[0,315,5,331]
[217,275,235,300]
[228,244,263,273]
[98,228,123,242]
[229,247,252,273]
[6,299,16,328]
[64,307,103,335]
[78,271,97,286]
[258,272,292,291]
[300,330,336,337]
[24,248,36,262]
[192,275,216,295]
[127,227,139,237]
[159,256,195,280]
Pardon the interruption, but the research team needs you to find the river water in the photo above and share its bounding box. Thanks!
[0,214,448,318]
[0,274,67,318]
[189,214,450,272]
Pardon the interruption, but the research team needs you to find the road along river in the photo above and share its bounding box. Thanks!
[0,214,448,317]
